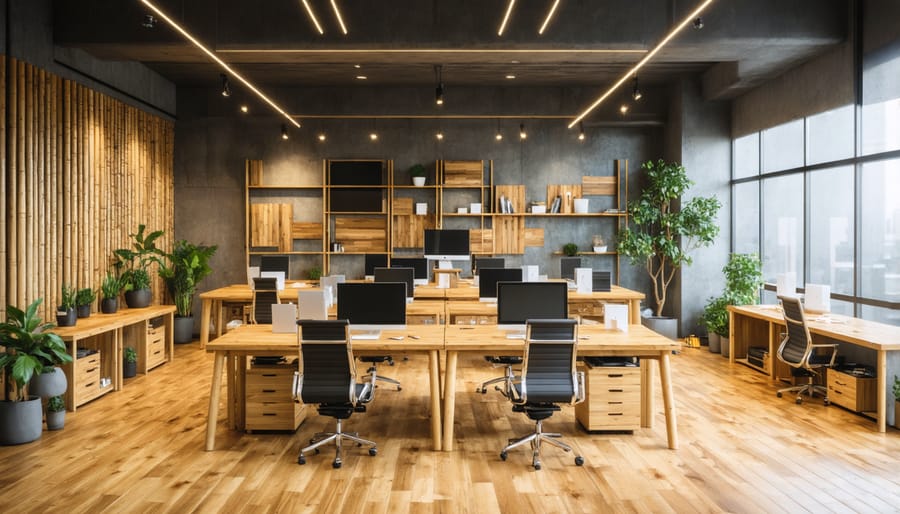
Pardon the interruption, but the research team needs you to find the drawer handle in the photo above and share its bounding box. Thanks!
[608,413,623,416]
[262,413,276,417]
[834,390,843,395]
[262,389,276,393]
[261,373,278,377]
[86,367,98,373]
[834,380,847,386]
[608,374,623,378]
[608,401,623,405]
[608,388,624,393]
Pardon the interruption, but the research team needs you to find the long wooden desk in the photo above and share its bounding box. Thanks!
[443,324,680,451]
[729,305,900,432]
[54,305,175,411]
[204,324,445,451]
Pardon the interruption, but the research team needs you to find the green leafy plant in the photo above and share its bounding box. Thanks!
[892,375,900,400]
[723,253,764,306]
[700,296,729,338]
[307,266,323,281]
[618,159,721,316]
[124,347,137,364]
[0,298,73,402]
[159,239,218,317]
[101,272,122,300]
[47,395,65,413]
[562,243,579,257]
[408,163,427,177]
[59,284,76,310]
[75,287,96,307]
[114,224,165,293]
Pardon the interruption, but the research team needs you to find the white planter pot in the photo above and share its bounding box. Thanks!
[412,176,426,186]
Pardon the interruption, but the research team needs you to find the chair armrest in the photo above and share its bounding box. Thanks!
[574,371,585,405]
[292,371,303,401]
[812,343,839,367]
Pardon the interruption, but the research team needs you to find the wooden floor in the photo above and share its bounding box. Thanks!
[1,342,899,513]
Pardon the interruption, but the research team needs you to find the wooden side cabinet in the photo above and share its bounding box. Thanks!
[827,368,876,413]
[245,363,307,431]
[576,362,641,431]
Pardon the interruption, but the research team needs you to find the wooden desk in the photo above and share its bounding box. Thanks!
[54,305,175,411]
[729,305,900,432]
[204,324,445,451]
[569,286,645,325]
[442,324,680,451]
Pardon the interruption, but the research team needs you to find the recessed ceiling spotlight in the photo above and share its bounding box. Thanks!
[510,60,520,64]
[318,133,327,142]
[142,14,157,29]
[619,104,629,115]
[506,74,516,80]
[693,17,704,29]
[519,123,527,140]
[356,75,367,80]
[354,64,361,69]
[369,132,378,141]
[240,105,248,113]
[436,131,444,140]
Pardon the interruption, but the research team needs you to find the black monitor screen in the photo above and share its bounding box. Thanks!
[479,267,523,299]
[497,282,568,325]
[364,254,388,276]
[473,257,505,275]
[374,267,415,298]
[560,257,582,280]
[424,229,470,259]
[337,282,406,325]
[260,255,290,276]
[391,257,428,279]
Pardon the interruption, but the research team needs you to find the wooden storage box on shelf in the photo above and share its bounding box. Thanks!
[245,363,306,431]
[442,161,483,186]
[827,369,876,413]
[75,351,104,405]
[146,323,166,370]
[575,362,641,431]
[569,301,604,319]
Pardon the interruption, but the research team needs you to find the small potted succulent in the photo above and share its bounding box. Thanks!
[562,243,579,257]
[46,395,66,430]
[409,164,427,186]
[123,347,138,379]
[75,287,96,319]
[100,272,122,314]
[56,285,77,327]
[592,235,607,253]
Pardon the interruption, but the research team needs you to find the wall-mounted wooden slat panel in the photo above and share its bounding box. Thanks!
[1,56,174,321]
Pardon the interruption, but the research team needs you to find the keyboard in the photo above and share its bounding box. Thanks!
[505,332,526,340]
[351,331,381,340]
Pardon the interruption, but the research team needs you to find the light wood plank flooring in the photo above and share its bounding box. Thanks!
[1,342,899,513]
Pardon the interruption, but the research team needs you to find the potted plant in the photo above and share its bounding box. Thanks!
[123,347,137,378]
[592,235,607,253]
[618,159,721,339]
[160,239,218,344]
[562,243,579,257]
[100,272,121,314]
[893,376,900,429]
[700,296,729,353]
[75,287,96,319]
[45,395,66,431]
[56,284,77,327]
[0,298,73,445]
[114,224,165,309]
[409,164,427,186]
[717,253,764,358]
[307,266,322,282]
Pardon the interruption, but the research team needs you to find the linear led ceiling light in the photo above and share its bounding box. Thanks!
[538,0,561,35]
[568,0,714,128]
[331,0,348,35]
[141,0,300,128]
[498,0,516,36]
[300,0,324,34]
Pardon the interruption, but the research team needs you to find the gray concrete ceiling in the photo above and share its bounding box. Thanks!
[54,0,849,99]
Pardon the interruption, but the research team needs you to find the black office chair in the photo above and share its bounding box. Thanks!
[476,355,521,395]
[251,277,280,324]
[775,295,838,404]
[293,320,377,468]
[500,319,585,470]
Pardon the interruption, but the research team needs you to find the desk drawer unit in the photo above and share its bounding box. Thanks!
[146,325,166,369]
[75,351,106,405]
[569,302,603,318]
[827,369,876,413]
[245,364,306,431]
[576,364,641,431]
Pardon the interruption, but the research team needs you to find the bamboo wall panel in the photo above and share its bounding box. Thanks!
[1,56,174,321]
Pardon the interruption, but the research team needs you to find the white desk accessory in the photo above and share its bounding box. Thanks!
[604,304,629,333]
[260,271,285,290]
[271,303,298,333]
[575,267,593,294]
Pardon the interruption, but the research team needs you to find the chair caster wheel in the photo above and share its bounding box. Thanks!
[314,448,320,455]
[575,456,584,466]
[533,462,542,471]
[333,460,342,469]
[823,398,830,406]
[369,448,377,456]
[397,386,402,391]
[795,397,803,405]
[298,455,306,465]
[776,392,782,398]
[500,452,508,461]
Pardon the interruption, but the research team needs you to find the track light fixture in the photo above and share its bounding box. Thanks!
[693,17,704,29]
[519,123,527,140]
[220,74,231,97]
[434,65,444,106]
[142,14,157,29]
[495,119,503,141]
[631,75,642,101]
[369,119,378,141]
[578,122,585,141]
[281,124,289,140]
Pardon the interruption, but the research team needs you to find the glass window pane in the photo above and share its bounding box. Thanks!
[807,105,855,164]
[862,29,900,155]
[733,182,759,254]
[762,119,804,172]
[808,166,854,295]
[734,133,760,179]
[762,175,804,286]
[828,299,854,317]
[860,158,900,302]
[860,304,900,326]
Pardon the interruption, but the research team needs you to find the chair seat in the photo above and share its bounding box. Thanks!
[359,356,392,363]
[484,355,522,365]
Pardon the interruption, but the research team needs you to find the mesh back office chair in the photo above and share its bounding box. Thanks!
[292,320,378,468]
[501,319,585,470]
[775,295,838,404]
[250,277,280,324]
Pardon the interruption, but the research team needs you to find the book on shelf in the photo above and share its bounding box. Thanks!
[550,195,561,213]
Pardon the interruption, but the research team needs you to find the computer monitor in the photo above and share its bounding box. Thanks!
[478,267,522,301]
[592,271,612,292]
[424,229,470,262]
[337,282,406,337]
[560,257,582,281]
[364,253,388,278]
[497,282,568,337]
[391,257,428,285]
[374,267,415,301]
[260,255,290,278]
[473,257,505,275]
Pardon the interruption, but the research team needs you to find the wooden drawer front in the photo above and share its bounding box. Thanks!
[569,302,603,317]
[147,325,165,339]
[576,365,641,431]
[147,337,166,369]
[827,370,876,412]
[453,315,496,325]
[75,352,105,405]
[246,401,306,430]
[247,366,296,399]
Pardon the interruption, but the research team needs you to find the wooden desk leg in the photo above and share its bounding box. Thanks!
[728,311,736,364]
[215,300,224,339]
[236,355,246,431]
[429,350,442,451]
[227,355,237,430]
[659,352,678,450]
[641,359,654,428]
[200,298,212,349]
[877,350,886,433]
[115,328,123,391]
[630,299,641,325]
[442,351,459,452]
[205,351,226,451]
